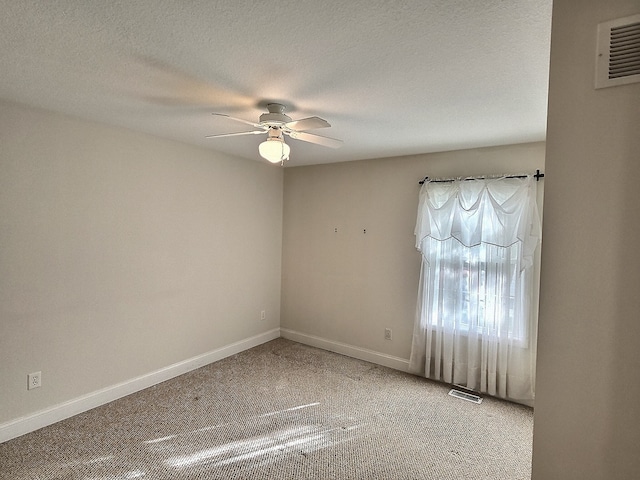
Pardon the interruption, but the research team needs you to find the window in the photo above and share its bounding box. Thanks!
[425,238,526,343]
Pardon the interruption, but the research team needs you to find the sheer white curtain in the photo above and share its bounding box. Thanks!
[409,176,541,402]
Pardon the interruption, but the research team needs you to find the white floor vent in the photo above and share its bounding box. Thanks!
[448,388,482,404]
[596,13,640,89]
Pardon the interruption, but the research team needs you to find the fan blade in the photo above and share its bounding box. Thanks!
[285,116,330,131]
[205,130,264,139]
[288,131,343,148]
[212,113,264,129]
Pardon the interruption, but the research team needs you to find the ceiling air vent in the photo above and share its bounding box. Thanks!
[596,13,640,89]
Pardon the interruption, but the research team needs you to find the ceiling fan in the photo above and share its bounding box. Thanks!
[206,103,342,164]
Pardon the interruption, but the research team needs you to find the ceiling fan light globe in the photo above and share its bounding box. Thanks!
[259,138,290,163]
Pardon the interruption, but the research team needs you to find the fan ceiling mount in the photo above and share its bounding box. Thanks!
[206,103,342,164]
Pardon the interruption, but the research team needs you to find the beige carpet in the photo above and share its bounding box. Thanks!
[0,339,533,479]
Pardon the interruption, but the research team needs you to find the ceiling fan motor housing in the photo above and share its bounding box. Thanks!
[259,103,292,125]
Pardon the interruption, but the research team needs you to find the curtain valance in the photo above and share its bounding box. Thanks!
[415,176,541,269]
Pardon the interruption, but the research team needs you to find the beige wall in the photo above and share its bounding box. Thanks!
[281,142,545,361]
[0,101,283,424]
[532,0,640,478]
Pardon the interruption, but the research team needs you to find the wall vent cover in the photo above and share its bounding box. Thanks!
[596,14,640,89]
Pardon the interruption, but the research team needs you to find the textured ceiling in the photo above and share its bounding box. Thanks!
[0,1,552,166]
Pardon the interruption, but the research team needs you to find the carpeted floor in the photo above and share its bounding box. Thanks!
[0,339,533,479]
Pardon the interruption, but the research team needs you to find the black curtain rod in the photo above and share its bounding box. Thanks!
[418,169,545,185]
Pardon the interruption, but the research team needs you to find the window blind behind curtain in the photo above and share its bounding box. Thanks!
[409,175,542,403]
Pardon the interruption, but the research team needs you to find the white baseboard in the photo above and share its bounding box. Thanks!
[280,328,410,373]
[0,328,280,443]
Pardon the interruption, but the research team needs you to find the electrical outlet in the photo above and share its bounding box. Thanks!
[260,310,266,321]
[28,371,41,390]
[384,328,393,341]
